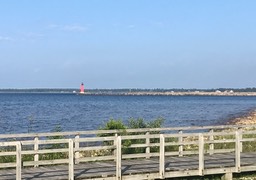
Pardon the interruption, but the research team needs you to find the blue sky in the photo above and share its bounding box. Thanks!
[0,0,256,89]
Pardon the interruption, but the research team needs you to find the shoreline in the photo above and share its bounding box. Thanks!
[226,109,256,125]
[1,90,256,96]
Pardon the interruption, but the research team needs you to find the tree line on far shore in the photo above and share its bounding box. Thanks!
[1,87,256,93]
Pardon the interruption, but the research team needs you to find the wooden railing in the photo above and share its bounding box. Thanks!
[0,124,256,180]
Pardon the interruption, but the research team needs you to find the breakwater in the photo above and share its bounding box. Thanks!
[132,91,256,96]
[81,91,256,96]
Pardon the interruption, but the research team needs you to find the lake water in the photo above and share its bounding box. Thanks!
[0,93,256,134]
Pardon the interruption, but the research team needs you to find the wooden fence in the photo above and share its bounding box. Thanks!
[1,124,256,179]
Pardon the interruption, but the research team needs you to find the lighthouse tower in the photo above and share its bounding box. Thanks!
[80,83,85,94]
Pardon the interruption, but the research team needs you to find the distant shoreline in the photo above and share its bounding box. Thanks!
[1,87,256,96]
[2,91,256,96]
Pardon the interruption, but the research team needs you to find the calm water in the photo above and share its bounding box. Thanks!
[1,93,256,134]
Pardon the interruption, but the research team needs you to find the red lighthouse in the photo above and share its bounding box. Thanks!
[80,83,85,94]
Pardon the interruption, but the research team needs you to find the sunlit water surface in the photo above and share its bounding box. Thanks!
[1,93,256,134]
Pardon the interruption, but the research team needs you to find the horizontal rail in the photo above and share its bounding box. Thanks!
[1,124,256,139]
[1,125,256,179]
[0,162,16,168]
[76,145,116,151]
[79,155,115,162]
[23,159,69,166]
[21,148,69,155]
[0,151,17,156]
[75,136,116,142]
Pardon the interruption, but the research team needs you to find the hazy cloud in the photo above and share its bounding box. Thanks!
[128,25,135,29]
[48,24,87,32]
[62,25,87,32]
[151,21,164,28]
[33,68,41,73]
[0,36,13,41]
[48,24,59,29]
[25,32,44,38]
[18,32,45,42]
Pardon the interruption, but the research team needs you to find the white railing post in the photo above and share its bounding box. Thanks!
[116,136,122,180]
[75,134,80,164]
[114,133,118,158]
[69,139,74,180]
[235,131,241,172]
[146,131,150,158]
[178,130,183,157]
[198,133,204,176]
[34,136,39,167]
[16,142,22,180]
[159,134,165,179]
[238,127,243,153]
[209,129,214,155]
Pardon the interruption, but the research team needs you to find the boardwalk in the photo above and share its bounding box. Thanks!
[1,125,256,179]
[1,152,256,179]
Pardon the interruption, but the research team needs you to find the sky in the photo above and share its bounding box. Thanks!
[0,0,256,89]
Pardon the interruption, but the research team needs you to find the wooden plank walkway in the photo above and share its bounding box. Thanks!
[1,152,256,179]
[1,125,256,179]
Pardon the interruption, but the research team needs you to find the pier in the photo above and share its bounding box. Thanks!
[1,125,256,179]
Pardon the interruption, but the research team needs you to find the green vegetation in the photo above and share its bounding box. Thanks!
[99,119,127,137]
[165,171,256,180]
[40,125,68,161]
[242,131,256,152]
[0,125,68,167]
[1,120,256,180]
[205,128,256,153]
[98,119,256,154]
[0,146,16,164]
[99,117,164,154]
[99,117,164,130]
